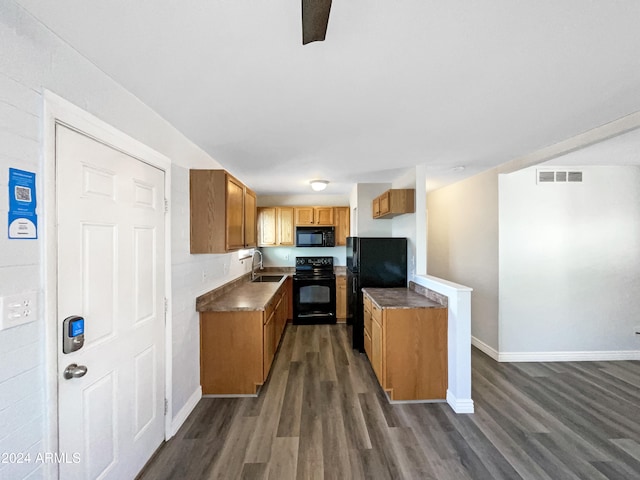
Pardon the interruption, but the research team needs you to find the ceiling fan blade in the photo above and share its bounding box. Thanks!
[302,0,332,45]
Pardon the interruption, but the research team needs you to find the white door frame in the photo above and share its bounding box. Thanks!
[42,91,173,479]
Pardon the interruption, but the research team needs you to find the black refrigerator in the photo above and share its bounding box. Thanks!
[346,237,408,351]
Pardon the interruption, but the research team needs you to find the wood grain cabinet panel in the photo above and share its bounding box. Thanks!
[294,207,315,225]
[258,207,295,247]
[278,207,295,245]
[244,187,257,248]
[226,175,245,250]
[336,275,347,321]
[294,206,335,225]
[257,207,277,246]
[200,311,263,395]
[334,207,350,246]
[314,207,334,225]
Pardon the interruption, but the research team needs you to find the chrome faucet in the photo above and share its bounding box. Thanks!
[251,250,263,281]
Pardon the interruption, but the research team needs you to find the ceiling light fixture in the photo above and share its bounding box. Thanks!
[310,179,329,191]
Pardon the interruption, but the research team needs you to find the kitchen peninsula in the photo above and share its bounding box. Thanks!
[362,287,448,401]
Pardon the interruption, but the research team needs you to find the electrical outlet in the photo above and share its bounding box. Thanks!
[202,270,207,282]
[0,291,37,331]
[284,253,290,261]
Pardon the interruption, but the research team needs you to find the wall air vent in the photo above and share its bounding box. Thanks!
[538,171,555,183]
[568,171,583,182]
[537,169,583,184]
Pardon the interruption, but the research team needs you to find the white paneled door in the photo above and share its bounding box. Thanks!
[56,125,165,479]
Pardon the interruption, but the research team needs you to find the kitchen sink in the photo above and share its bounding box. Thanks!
[252,275,284,283]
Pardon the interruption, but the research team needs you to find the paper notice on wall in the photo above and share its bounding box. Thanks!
[8,168,37,239]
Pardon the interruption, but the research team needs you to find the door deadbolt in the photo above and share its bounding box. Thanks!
[62,316,85,354]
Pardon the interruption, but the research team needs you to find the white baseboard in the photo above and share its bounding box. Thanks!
[446,390,475,414]
[498,350,640,362]
[171,386,202,436]
[471,336,499,360]
[471,337,640,362]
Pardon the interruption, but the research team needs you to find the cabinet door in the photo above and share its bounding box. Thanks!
[315,207,334,225]
[226,175,245,250]
[190,169,226,253]
[334,207,350,246]
[257,207,277,246]
[372,197,380,218]
[371,317,383,385]
[336,276,347,320]
[295,207,315,225]
[244,188,257,248]
[278,207,295,245]
[379,191,390,216]
[364,327,372,362]
[263,310,276,381]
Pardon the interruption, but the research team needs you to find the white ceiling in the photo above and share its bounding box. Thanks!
[15,0,640,194]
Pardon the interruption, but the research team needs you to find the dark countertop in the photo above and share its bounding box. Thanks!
[362,287,445,310]
[196,265,347,313]
[196,275,288,312]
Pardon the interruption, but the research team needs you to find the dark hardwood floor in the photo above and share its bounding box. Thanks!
[138,324,640,479]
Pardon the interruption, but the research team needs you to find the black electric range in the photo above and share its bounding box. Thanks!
[292,256,336,324]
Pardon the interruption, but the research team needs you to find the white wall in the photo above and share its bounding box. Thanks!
[354,183,392,236]
[261,247,346,267]
[499,165,640,355]
[391,168,417,278]
[0,5,250,477]
[258,193,349,206]
[427,169,500,351]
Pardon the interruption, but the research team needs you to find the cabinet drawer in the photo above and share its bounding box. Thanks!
[364,308,372,337]
[364,295,372,312]
[372,303,382,324]
[364,327,372,360]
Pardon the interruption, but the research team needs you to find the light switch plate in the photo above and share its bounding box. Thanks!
[0,291,37,331]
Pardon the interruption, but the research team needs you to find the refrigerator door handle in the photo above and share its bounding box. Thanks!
[352,278,357,293]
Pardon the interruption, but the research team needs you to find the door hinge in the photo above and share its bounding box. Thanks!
[164,398,168,416]
[164,198,169,213]
[164,298,168,324]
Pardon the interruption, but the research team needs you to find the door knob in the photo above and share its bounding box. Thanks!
[63,363,88,380]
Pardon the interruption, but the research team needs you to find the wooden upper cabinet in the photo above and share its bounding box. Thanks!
[257,207,277,246]
[372,189,415,219]
[334,207,350,246]
[190,169,255,253]
[258,207,294,247]
[260,205,348,246]
[379,191,391,216]
[226,175,245,250]
[372,197,381,218]
[295,206,335,225]
[294,207,315,225]
[315,207,334,225]
[278,207,295,245]
[244,188,257,248]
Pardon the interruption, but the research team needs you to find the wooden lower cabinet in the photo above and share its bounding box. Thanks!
[363,292,448,401]
[200,282,289,395]
[336,275,347,321]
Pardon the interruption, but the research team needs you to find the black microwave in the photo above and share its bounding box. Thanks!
[296,226,335,247]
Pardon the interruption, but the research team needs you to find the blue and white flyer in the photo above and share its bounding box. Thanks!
[8,168,37,239]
